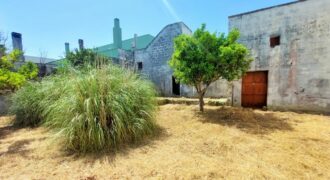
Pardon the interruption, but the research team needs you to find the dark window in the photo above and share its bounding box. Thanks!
[270,36,280,48]
[137,62,143,70]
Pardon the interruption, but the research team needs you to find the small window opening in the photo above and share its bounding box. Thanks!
[270,36,280,48]
[137,62,143,70]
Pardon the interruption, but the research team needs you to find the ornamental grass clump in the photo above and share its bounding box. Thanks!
[10,73,73,127]
[9,82,45,126]
[10,64,158,152]
[46,65,157,152]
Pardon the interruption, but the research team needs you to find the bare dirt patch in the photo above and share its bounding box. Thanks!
[0,105,330,179]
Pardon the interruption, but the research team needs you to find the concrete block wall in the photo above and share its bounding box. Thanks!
[229,0,330,113]
[123,22,231,98]
[133,23,187,96]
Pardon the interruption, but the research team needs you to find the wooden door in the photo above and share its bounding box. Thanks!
[242,71,268,108]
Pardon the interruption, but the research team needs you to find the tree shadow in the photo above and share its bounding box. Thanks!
[56,125,170,164]
[0,125,16,139]
[197,107,294,135]
[0,139,34,158]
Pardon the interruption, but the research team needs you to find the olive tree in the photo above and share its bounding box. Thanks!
[169,24,252,112]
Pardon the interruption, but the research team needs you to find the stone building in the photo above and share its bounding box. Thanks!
[229,0,330,113]
[120,22,193,96]
[95,19,230,97]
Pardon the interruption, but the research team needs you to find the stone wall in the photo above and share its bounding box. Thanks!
[229,0,330,113]
[0,95,10,115]
[135,23,184,96]
[119,22,231,98]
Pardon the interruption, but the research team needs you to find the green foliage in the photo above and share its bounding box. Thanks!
[0,47,39,91]
[0,68,26,91]
[66,48,111,67]
[55,59,71,74]
[10,64,157,152]
[0,49,24,91]
[169,24,253,111]
[9,82,45,126]
[18,62,39,80]
[10,73,70,126]
[0,49,22,69]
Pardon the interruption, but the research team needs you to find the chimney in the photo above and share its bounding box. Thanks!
[78,39,84,50]
[113,18,122,48]
[132,34,138,49]
[11,32,24,61]
[65,42,70,55]
[0,44,5,58]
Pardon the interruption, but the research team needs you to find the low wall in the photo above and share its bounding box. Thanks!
[0,94,10,115]
[158,97,229,106]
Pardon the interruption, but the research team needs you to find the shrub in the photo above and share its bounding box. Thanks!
[1,48,39,91]
[66,48,111,67]
[9,82,44,126]
[10,64,157,152]
[0,69,26,91]
[9,72,70,126]
[18,62,39,80]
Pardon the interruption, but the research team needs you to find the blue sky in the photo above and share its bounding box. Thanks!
[0,0,293,59]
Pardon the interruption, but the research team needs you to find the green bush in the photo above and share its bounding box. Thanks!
[10,64,157,152]
[10,73,69,126]
[18,62,39,80]
[0,69,26,91]
[1,49,39,91]
[9,82,44,126]
[66,48,111,67]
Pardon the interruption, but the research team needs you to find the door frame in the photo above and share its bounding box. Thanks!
[241,70,268,108]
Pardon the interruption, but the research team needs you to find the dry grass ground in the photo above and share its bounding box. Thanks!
[1,104,330,179]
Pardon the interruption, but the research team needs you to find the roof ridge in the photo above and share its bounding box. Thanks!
[95,34,154,49]
[229,0,306,18]
[141,22,191,50]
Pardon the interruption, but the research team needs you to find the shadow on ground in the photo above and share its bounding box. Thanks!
[1,114,169,164]
[57,125,170,164]
[0,139,33,157]
[0,116,18,139]
[0,125,16,139]
[197,107,294,135]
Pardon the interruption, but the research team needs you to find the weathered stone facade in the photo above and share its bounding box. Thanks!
[119,22,230,98]
[229,0,330,113]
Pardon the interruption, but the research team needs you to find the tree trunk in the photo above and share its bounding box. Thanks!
[198,93,205,112]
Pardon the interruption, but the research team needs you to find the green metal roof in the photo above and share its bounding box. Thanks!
[94,34,154,58]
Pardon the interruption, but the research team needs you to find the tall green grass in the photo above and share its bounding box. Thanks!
[10,72,72,127]
[9,82,44,126]
[10,64,158,152]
